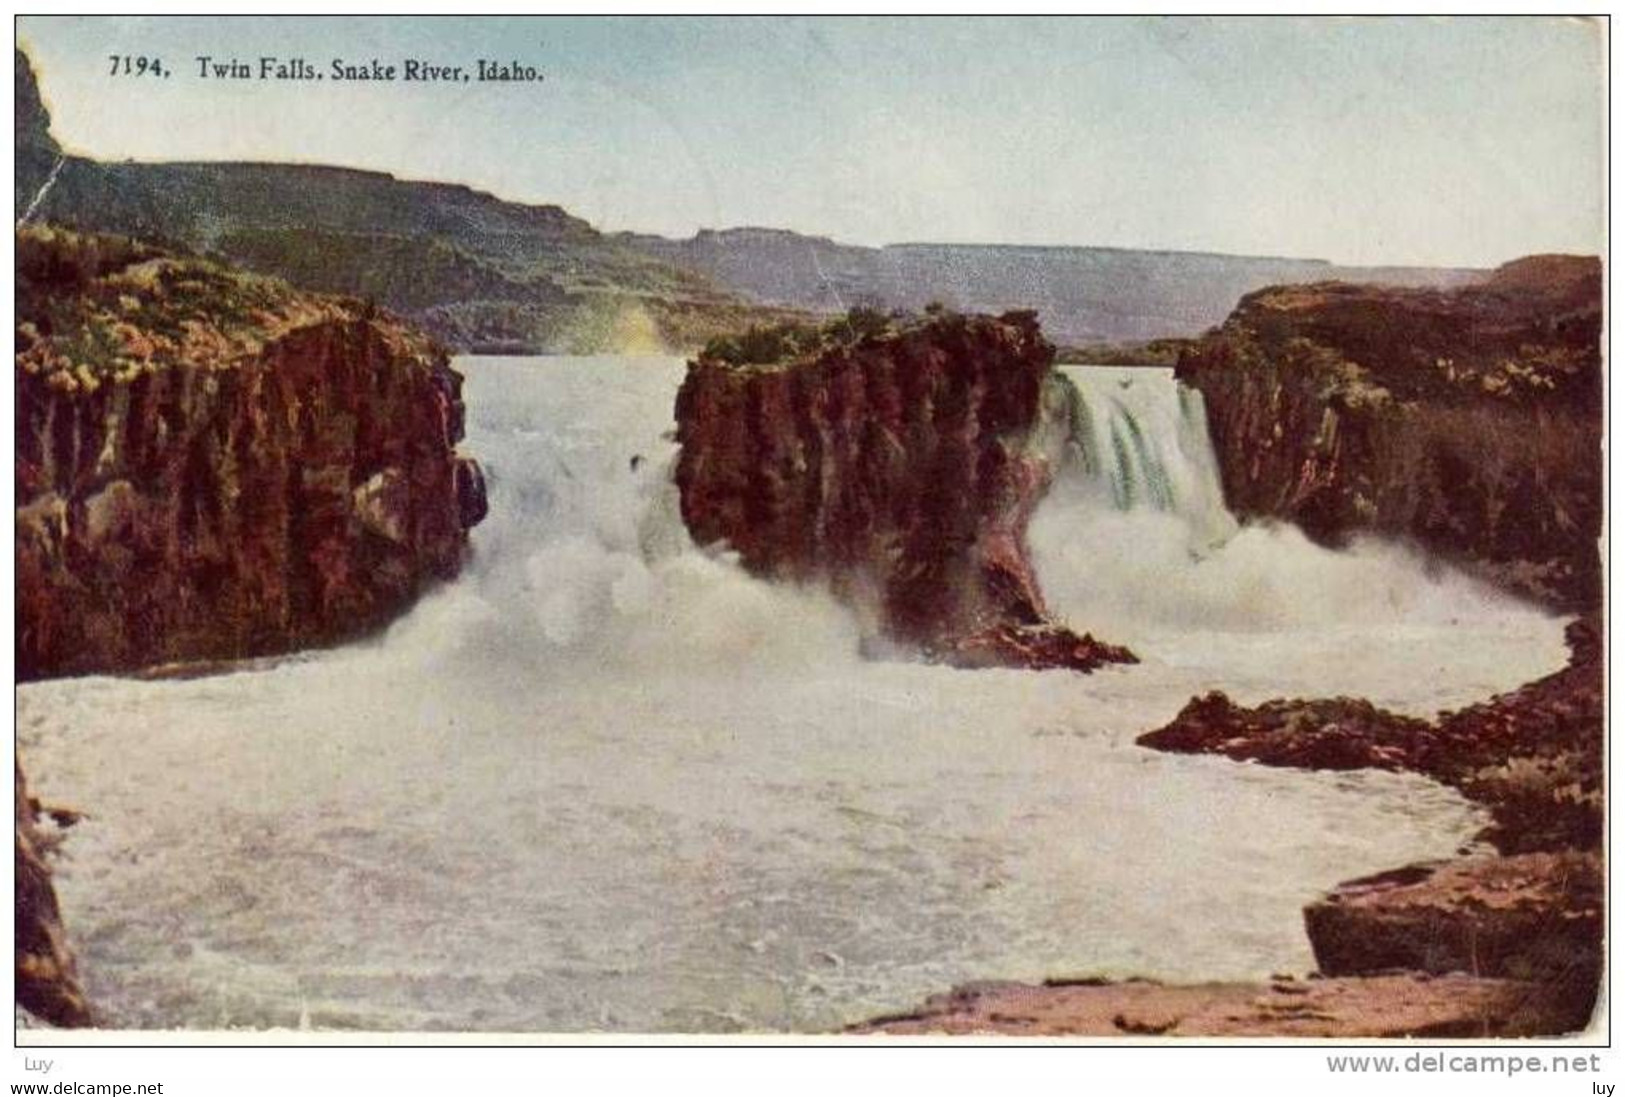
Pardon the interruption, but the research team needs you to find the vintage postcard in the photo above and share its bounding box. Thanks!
[11,12,1606,1064]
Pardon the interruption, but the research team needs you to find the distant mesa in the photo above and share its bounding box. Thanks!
[18,47,1485,356]
[623,228,1486,347]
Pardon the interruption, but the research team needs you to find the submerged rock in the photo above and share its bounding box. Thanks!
[1177,256,1602,609]
[674,309,1134,672]
[15,226,487,679]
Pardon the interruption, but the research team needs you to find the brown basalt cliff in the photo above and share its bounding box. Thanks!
[1303,853,1599,1000]
[674,310,1133,672]
[16,226,487,680]
[857,264,1604,1039]
[15,757,91,1028]
[1176,255,1602,608]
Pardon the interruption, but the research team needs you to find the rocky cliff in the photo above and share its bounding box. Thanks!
[14,44,58,220]
[16,226,487,680]
[15,757,91,1027]
[675,309,1133,672]
[18,49,1479,356]
[14,50,796,355]
[1176,256,1602,608]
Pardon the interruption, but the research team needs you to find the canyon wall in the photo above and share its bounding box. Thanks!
[20,50,1481,356]
[16,50,798,356]
[16,226,487,680]
[1176,255,1602,608]
[15,758,91,1028]
[623,228,1482,347]
[675,309,1133,672]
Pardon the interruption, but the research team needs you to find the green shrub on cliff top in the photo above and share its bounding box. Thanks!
[15,224,382,387]
[699,305,912,366]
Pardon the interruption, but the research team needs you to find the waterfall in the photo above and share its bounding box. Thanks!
[14,355,1560,1033]
[1052,365,1237,555]
[1030,364,1546,647]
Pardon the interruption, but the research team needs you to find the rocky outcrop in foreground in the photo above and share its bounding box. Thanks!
[1303,853,1599,991]
[1177,256,1602,608]
[675,309,1134,672]
[1141,616,1603,855]
[1135,616,1602,1035]
[15,758,91,1028]
[853,972,1578,1038]
[16,226,488,679]
[862,617,1602,1037]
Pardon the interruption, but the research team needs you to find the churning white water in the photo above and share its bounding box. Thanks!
[17,358,1567,1034]
[1033,367,1567,708]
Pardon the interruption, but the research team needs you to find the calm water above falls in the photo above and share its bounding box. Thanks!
[17,358,1567,1033]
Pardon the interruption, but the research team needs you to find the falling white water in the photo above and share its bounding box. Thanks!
[1051,365,1237,551]
[17,357,1567,1034]
[1032,366,1564,708]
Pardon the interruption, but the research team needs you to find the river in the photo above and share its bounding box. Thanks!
[15,357,1567,1033]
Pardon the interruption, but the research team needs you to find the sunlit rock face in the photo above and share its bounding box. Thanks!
[1177,255,1602,610]
[15,226,486,680]
[675,309,1133,672]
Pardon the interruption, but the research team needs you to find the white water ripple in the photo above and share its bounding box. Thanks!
[17,357,1566,1033]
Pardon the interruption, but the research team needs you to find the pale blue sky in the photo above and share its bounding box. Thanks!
[16,15,1606,267]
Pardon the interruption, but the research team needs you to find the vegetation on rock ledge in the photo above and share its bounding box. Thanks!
[16,224,436,389]
[696,304,903,366]
[1176,255,1602,608]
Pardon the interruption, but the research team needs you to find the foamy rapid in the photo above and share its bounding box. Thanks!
[16,357,1567,1033]
[1032,367,1566,709]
